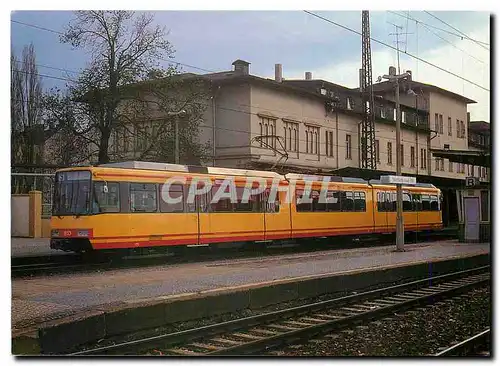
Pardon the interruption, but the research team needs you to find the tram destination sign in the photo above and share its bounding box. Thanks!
[380,175,417,185]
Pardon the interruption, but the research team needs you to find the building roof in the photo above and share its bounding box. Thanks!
[469,121,490,134]
[430,149,490,167]
[364,80,476,104]
[199,71,334,102]
[282,79,357,94]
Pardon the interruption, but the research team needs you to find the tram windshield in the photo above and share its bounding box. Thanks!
[53,171,92,216]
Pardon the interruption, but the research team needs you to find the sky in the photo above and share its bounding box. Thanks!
[10,10,491,121]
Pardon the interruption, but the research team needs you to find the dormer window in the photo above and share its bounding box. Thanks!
[320,88,327,96]
[347,97,353,110]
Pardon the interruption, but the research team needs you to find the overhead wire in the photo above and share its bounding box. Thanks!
[303,10,489,92]
[387,11,490,46]
[390,11,485,64]
[423,11,490,50]
[11,19,221,75]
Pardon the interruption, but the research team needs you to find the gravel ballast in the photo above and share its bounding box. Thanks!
[267,286,490,356]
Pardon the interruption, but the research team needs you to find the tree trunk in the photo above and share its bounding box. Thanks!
[98,128,111,164]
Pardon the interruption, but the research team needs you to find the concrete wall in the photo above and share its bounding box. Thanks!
[11,191,42,238]
[212,83,252,168]
[428,91,470,179]
[374,124,429,175]
[11,195,30,237]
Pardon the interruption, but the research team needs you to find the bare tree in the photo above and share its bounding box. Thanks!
[11,43,44,167]
[42,88,95,166]
[61,11,207,164]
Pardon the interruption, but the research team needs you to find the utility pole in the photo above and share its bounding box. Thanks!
[395,75,404,251]
[388,22,413,75]
[380,67,412,252]
[360,10,376,170]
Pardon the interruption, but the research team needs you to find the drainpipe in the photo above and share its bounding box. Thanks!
[335,109,339,169]
[212,85,221,167]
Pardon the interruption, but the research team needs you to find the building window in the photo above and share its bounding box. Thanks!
[347,97,353,110]
[325,130,334,157]
[410,146,415,168]
[435,157,444,171]
[393,108,397,121]
[306,125,319,155]
[460,120,465,139]
[439,114,443,134]
[402,111,406,124]
[449,160,453,172]
[387,142,392,165]
[375,139,380,163]
[400,144,404,166]
[259,117,276,149]
[435,113,439,133]
[284,121,299,152]
[381,108,386,119]
[346,134,352,160]
[435,157,439,171]
[420,148,426,169]
[456,119,460,138]
[448,117,452,136]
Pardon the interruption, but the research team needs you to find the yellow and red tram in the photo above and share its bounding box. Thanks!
[50,162,442,253]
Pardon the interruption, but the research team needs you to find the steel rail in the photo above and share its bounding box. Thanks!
[69,265,489,356]
[434,329,490,356]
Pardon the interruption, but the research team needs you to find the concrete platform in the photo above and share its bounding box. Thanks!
[12,239,489,336]
[11,238,65,258]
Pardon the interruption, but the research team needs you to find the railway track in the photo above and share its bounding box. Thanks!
[12,231,457,278]
[434,329,491,357]
[69,265,489,356]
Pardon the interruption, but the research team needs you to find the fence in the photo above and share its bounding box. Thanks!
[11,173,55,218]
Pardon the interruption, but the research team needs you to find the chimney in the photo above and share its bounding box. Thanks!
[305,71,312,80]
[389,66,397,76]
[232,59,250,75]
[275,64,283,83]
[406,70,412,80]
[359,68,364,92]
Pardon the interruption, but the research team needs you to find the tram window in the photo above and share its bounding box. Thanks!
[210,185,233,212]
[377,192,385,212]
[430,195,439,211]
[390,192,397,212]
[93,182,120,213]
[160,184,184,213]
[265,189,280,213]
[327,191,341,212]
[354,191,366,211]
[234,186,261,212]
[413,193,422,211]
[341,191,354,212]
[130,183,157,212]
[296,189,312,212]
[403,192,413,211]
[421,195,431,211]
[312,190,326,212]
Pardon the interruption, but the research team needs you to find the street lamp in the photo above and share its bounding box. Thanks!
[380,67,412,252]
[167,109,187,164]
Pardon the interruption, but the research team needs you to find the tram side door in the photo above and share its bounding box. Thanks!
[196,188,212,246]
[263,188,292,242]
[374,191,389,233]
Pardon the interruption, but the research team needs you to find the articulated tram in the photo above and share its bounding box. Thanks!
[50,161,442,253]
